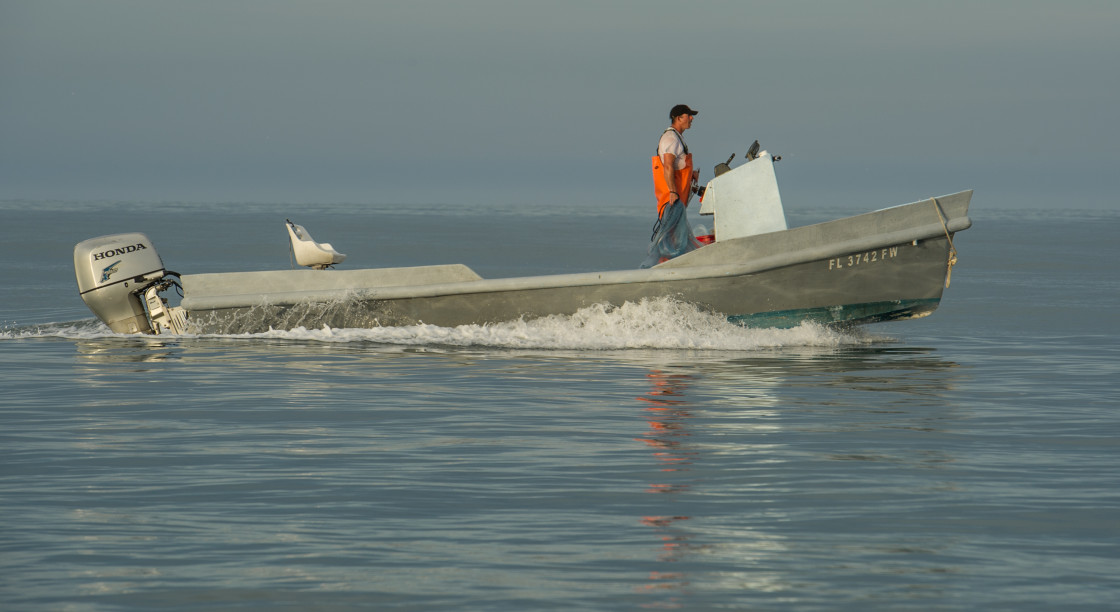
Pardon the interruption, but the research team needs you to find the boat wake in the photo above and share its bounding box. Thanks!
[2,298,884,351]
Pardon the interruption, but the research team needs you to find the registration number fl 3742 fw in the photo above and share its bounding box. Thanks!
[829,246,900,271]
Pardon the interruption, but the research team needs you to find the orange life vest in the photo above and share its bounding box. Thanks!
[651,130,694,218]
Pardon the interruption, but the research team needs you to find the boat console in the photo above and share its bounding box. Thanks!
[699,152,788,241]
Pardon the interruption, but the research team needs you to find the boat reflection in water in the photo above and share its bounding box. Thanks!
[631,349,965,601]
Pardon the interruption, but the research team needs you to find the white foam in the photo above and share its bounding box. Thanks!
[2,298,882,351]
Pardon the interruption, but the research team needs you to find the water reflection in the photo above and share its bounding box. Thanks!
[69,335,459,398]
[60,335,970,605]
[635,368,703,587]
[632,347,966,602]
[74,337,183,364]
[635,368,702,599]
[637,370,698,478]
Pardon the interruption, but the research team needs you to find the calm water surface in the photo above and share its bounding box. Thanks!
[1,201,1118,610]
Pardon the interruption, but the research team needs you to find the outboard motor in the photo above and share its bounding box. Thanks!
[74,233,187,334]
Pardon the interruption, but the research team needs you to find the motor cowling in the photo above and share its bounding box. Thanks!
[74,233,167,334]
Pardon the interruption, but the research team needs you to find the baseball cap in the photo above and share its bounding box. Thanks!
[670,104,698,119]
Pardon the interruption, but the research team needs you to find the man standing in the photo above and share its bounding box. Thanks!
[653,104,699,218]
[643,104,701,268]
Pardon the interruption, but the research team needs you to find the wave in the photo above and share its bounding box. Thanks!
[1,298,882,351]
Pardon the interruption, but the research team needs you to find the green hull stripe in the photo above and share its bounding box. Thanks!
[729,298,942,329]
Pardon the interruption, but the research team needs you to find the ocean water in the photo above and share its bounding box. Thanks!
[2,200,1118,611]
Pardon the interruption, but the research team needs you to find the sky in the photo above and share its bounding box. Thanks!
[2,0,1118,210]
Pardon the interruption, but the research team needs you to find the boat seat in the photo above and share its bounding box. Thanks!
[286,219,346,270]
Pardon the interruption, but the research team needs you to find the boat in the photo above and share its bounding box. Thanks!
[73,151,972,335]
